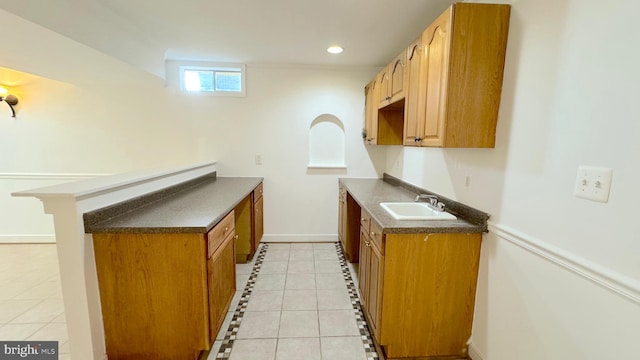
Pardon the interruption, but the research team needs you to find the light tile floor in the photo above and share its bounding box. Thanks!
[0,243,374,360]
[210,243,377,360]
[0,244,70,360]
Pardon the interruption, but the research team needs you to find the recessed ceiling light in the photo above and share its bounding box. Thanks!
[327,46,344,54]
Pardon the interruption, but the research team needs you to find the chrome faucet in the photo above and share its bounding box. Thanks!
[415,194,446,212]
[415,194,438,206]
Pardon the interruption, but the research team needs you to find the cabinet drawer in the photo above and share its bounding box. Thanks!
[369,220,384,255]
[254,183,263,201]
[360,211,371,233]
[208,211,235,258]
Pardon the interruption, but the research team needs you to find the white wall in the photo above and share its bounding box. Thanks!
[183,65,386,240]
[384,0,640,358]
[0,9,385,242]
[0,9,197,242]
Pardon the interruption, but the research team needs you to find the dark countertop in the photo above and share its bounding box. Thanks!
[339,175,488,234]
[85,176,263,234]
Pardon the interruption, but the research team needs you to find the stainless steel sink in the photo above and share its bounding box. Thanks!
[380,202,457,221]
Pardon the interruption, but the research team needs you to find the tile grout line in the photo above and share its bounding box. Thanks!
[310,249,324,360]
[214,243,377,359]
[274,248,291,355]
[2,298,48,326]
[334,242,379,360]
[0,245,66,343]
[216,243,270,359]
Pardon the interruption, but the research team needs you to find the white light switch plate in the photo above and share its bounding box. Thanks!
[573,166,613,203]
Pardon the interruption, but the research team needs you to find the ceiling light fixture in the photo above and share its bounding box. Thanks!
[327,46,344,54]
[0,86,19,118]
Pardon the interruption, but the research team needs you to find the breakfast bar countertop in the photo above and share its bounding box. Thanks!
[84,175,263,234]
[339,174,489,234]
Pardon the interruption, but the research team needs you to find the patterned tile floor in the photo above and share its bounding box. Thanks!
[0,244,70,360]
[210,242,379,360]
[0,243,377,360]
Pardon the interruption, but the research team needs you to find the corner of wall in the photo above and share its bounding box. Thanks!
[468,342,485,360]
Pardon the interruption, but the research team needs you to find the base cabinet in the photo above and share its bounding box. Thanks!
[207,231,236,340]
[253,189,264,250]
[234,195,253,263]
[357,214,482,359]
[235,182,264,263]
[339,184,361,262]
[359,225,384,340]
[338,185,346,252]
[93,211,238,360]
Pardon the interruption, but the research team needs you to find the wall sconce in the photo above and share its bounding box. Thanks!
[0,86,19,118]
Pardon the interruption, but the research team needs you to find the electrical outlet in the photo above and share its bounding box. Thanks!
[255,155,262,165]
[573,166,612,203]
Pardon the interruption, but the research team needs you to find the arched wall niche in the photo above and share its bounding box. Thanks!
[308,114,346,169]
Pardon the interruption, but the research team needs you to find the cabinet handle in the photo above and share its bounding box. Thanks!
[224,226,229,233]
[235,235,239,240]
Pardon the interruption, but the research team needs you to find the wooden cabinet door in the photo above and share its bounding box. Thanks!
[208,232,236,344]
[389,52,406,104]
[338,187,346,253]
[358,230,384,342]
[421,6,452,147]
[377,69,391,108]
[358,229,369,305]
[94,233,210,359]
[403,37,425,145]
[253,195,264,248]
[366,240,384,342]
[364,80,379,144]
[234,196,252,262]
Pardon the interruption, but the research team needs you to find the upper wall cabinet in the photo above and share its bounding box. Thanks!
[366,3,511,148]
[377,68,391,109]
[364,75,404,146]
[403,36,425,145]
[418,6,453,147]
[378,51,407,109]
[419,3,510,147]
[364,79,379,144]
[389,52,406,105]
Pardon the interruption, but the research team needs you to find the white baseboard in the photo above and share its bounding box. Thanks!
[489,222,640,305]
[468,342,485,360]
[0,234,56,243]
[262,234,338,243]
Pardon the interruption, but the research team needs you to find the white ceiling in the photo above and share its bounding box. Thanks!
[0,0,455,77]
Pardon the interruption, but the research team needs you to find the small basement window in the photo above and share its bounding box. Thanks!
[179,65,245,96]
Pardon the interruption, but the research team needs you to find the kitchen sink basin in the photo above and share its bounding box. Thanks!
[380,202,457,221]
